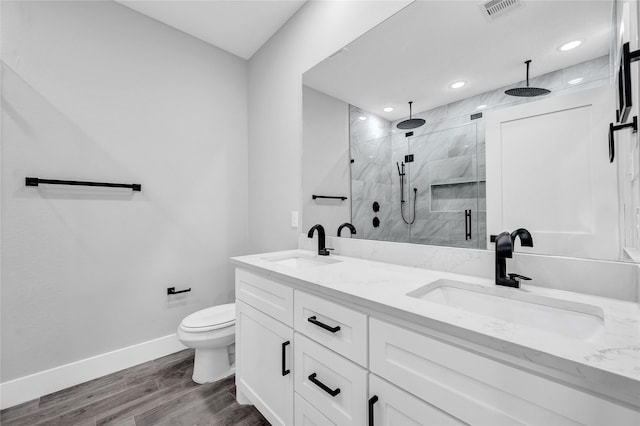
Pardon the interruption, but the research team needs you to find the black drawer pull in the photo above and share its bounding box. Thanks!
[369,395,379,426]
[307,316,341,333]
[308,373,340,397]
[281,341,290,376]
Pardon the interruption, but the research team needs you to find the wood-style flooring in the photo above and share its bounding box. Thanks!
[0,349,270,426]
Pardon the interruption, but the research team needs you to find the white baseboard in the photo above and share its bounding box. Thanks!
[0,334,187,410]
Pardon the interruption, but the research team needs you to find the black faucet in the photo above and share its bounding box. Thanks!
[308,224,331,256]
[495,228,533,288]
[337,223,357,237]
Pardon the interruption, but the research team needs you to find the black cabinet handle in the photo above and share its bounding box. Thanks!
[368,395,379,426]
[307,316,341,333]
[308,373,340,397]
[281,341,290,376]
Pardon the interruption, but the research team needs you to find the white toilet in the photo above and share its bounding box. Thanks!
[177,303,235,384]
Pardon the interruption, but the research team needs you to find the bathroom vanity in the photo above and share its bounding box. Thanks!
[231,250,640,426]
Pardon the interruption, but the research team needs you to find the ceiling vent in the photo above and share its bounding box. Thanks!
[480,0,521,18]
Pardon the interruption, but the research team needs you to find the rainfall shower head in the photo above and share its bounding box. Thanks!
[505,60,550,97]
[397,101,426,130]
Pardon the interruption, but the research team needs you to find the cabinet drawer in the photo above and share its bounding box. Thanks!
[369,373,464,426]
[295,393,336,426]
[295,333,367,425]
[370,318,640,426]
[294,290,367,367]
[236,269,293,326]
[236,301,293,426]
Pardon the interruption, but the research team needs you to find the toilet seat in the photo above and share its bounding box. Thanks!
[180,303,235,333]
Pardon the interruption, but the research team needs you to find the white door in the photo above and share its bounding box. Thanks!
[368,374,464,426]
[236,300,293,426]
[486,86,619,260]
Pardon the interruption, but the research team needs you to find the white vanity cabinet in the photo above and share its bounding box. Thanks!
[370,318,640,426]
[369,373,465,426]
[293,291,369,425]
[235,266,640,426]
[235,270,294,426]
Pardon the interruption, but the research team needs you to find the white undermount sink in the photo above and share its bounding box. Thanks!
[407,279,605,341]
[264,253,341,268]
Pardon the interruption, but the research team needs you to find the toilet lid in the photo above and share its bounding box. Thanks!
[181,303,235,331]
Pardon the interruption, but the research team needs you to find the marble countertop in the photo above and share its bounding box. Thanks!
[231,249,640,404]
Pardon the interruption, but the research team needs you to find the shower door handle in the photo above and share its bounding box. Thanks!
[465,210,472,240]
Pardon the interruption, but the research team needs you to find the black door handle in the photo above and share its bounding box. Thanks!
[281,341,290,376]
[308,373,341,397]
[307,316,341,333]
[369,395,379,426]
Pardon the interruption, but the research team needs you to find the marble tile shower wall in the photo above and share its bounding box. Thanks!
[350,106,393,241]
[349,56,610,247]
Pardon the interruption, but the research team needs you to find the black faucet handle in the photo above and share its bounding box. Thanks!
[318,248,333,256]
[508,273,532,281]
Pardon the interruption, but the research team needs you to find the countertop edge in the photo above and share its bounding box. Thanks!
[230,256,640,408]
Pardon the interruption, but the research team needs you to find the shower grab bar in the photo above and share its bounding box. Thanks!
[312,195,347,201]
[26,177,141,191]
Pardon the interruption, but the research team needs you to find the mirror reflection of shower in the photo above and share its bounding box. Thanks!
[396,161,417,225]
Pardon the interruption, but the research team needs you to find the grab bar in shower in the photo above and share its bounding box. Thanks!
[26,177,141,191]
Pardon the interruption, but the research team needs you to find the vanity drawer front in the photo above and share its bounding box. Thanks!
[295,333,367,425]
[369,373,464,426]
[370,318,640,426]
[294,393,336,426]
[294,290,367,367]
[236,269,293,326]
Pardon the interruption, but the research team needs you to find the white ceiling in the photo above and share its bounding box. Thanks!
[303,1,613,121]
[116,0,307,59]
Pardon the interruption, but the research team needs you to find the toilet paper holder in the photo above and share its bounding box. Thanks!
[167,286,192,295]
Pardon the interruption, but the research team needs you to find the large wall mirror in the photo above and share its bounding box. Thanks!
[301,0,635,262]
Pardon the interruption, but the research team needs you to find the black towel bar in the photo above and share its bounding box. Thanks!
[312,195,347,201]
[26,177,141,191]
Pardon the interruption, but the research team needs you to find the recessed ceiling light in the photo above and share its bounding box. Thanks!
[568,77,584,85]
[559,40,582,51]
[358,116,367,121]
[450,81,466,89]
[383,107,394,112]
[476,104,488,110]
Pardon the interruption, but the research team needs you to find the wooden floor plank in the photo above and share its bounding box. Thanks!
[1,350,268,426]
[134,380,233,425]
[31,380,159,426]
[95,379,200,425]
[209,401,271,426]
[152,349,195,370]
[38,370,126,409]
[2,380,129,426]
[0,398,40,423]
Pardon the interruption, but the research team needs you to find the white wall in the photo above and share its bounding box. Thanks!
[1,0,248,382]
[302,86,350,236]
[247,0,411,253]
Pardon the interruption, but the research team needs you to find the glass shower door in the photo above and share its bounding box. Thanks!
[405,122,484,248]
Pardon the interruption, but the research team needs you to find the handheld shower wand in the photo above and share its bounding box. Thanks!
[396,161,417,225]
